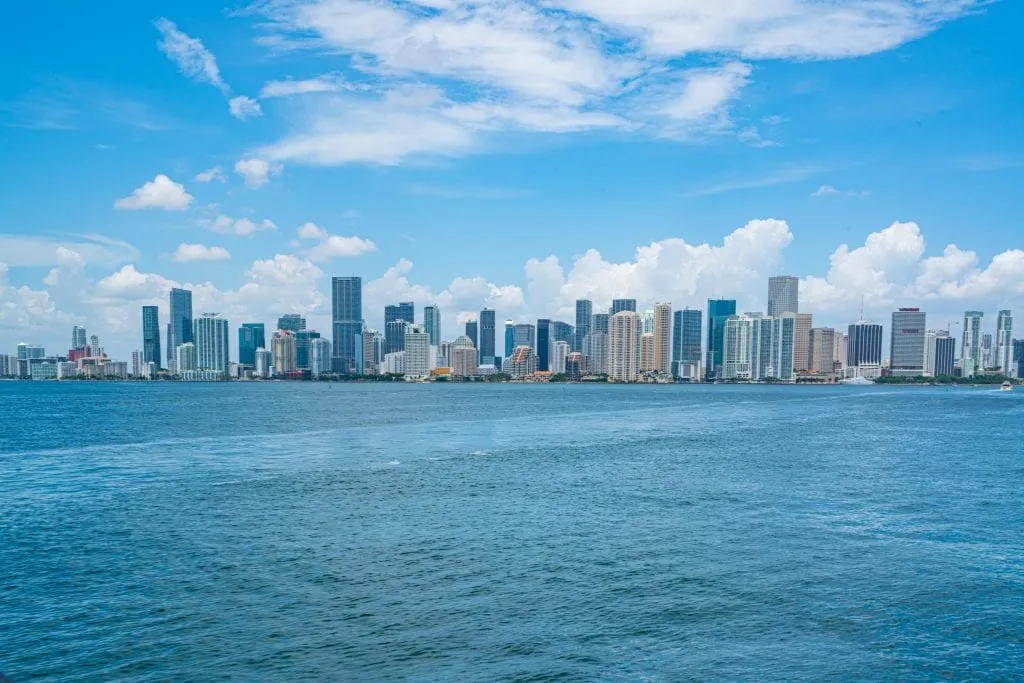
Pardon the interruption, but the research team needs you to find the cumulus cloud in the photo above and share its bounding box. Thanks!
[228,96,262,120]
[113,174,193,211]
[172,243,231,262]
[194,166,227,183]
[297,222,328,240]
[235,158,282,188]
[199,214,277,237]
[0,234,138,267]
[155,18,228,94]
[305,235,378,261]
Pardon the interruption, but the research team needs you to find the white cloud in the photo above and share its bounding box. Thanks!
[659,62,752,126]
[200,214,277,237]
[305,234,378,261]
[113,174,193,211]
[260,74,351,98]
[194,166,227,183]
[235,158,282,188]
[0,234,138,267]
[297,222,328,240]
[172,243,231,262]
[228,95,262,120]
[155,18,228,94]
[812,184,870,197]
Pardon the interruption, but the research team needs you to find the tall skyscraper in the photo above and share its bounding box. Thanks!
[809,327,836,374]
[672,308,702,380]
[996,310,1013,374]
[504,319,516,359]
[72,325,87,350]
[722,316,754,381]
[592,313,610,334]
[574,300,592,352]
[583,331,609,375]
[767,276,799,316]
[385,302,415,325]
[640,332,655,372]
[653,303,671,375]
[277,314,306,333]
[479,308,496,364]
[309,338,332,377]
[609,311,642,382]
[833,333,848,372]
[272,330,297,375]
[642,309,655,335]
[934,336,956,377]
[424,305,441,347]
[751,314,796,381]
[1012,339,1024,379]
[611,299,637,315]
[536,319,552,371]
[924,329,948,377]
[889,308,927,377]
[706,299,737,381]
[551,341,570,375]
[385,320,408,354]
[793,313,813,372]
[238,323,265,367]
[332,276,363,375]
[194,313,230,377]
[176,342,198,373]
[90,335,101,358]
[168,288,193,368]
[465,319,478,348]
[295,330,320,370]
[403,324,431,377]
[513,323,536,351]
[961,311,984,376]
[982,333,994,370]
[847,321,883,378]
[551,321,573,348]
[142,306,162,368]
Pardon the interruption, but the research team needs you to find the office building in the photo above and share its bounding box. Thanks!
[537,319,552,371]
[652,303,672,375]
[420,305,441,347]
[385,302,415,326]
[996,310,1013,374]
[385,320,408,355]
[362,332,377,375]
[72,325,87,351]
[505,346,538,379]
[609,311,642,382]
[504,320,516,359]
[309,337,332,377]
[611,299,637,315]
[176,342,198,373]
[706,299,737,380]
[551,341,570,374]
[142,306,162,368]
[512,323,536,352]
[1012,339,1024,379]
[768,276,799,316]
[574,300,592,352]
[640,332,655,373]
[592,313,610,334]
[194,313,230,377]
[833,333,848,372]
[961,311,984,376]
[131,350,142,377]
[583,331,609,375]
[924,330,948,377]
[404,324,432,377]
[238,323,265,367]
[672,308,702,380]
[381,351,406,375]
[809,328,836,374]
[277,314,306,333]
[847,321,883,379]
[982,333,994,370]
[793,313,813,372]
[90,335,101,358]
[751,314,796,381]
[722,316,754,381]
[295,330,320,370]
[272,330,297,375]
[168,287,193,369]
[465,319,478,349]
[332,276,363,375]
[889,308,927,377]
[451,346,479,378]
[479,308,496,364]
[934,336,956,377]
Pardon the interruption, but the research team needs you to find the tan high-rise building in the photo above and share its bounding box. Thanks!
[653,302,672,374]
[809,327,836,374]
[609,311,642,382]
[793,313,813,372]
[272,330,297,375]
[640,332,655,372]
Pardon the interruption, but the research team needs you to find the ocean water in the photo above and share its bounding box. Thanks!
[1,382,1022,681]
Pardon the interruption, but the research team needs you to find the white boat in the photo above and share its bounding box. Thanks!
[839,376,874,386]
[1001,381,1013,392]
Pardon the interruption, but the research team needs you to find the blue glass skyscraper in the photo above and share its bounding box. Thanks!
[168,288,193,367]
[465,320,478,348]
[479,308,496,364]
[332,277,363,375]
[672,308,702,379]
[706,299,737,381]
[142,305,162,368]
[537,319,552,371]
[575,300,592,352]
[238,323,265,367]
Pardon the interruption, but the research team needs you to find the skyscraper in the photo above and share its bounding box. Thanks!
[168,288,193,369]
[793,313,813,372]
[403,324,431,378]
[653,303,671,375]
[611,299,637,315]
[536,319,552,371]
[385,320,408,354]
[722,316,754,381]
[295,330,321,370]
[272,330,297,375]
[934,336,956,377]
[583,331,609,375]
[847,321,883,378]
[996,310,1013,374]
[962,311,984,376]
[551,321,573,347]
[551,340,570,375]
[424,305,441,347]
[640,332,655,372]
[309,338,333,377]
[72,325,87,350]
[277,314,306,333]
[142,306,162,368]
[194,313,230,377]
[90,335,101,358]
[592,313,610,334]
[609,311,642,382]
[465,319,478,349]
[238,323,265,367]
[809,327,836,374]
[672,308,702,380]
[479,308,496,364]
[706,299,737,381]
[1012,339,1024,379]
[574,300,592,352]
[642,309,655,335]
[751,314,796,381]
[332,276,363,375]
[982,333,994,370]
[385,302,415,325]
[504,319,515,359]
[513,323,536,351]
[767,276,799,316]
[924,329,948,377]
[889,308,927,377]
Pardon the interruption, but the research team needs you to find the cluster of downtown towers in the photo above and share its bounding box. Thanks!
[138,276,1023,381]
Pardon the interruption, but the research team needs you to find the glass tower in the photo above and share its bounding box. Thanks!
[536,319,552,371]
[706,299,737,380]
[332,277,363,375]
[479,308,496,363]
[168,288,193,367]
[672,308,702,379]
[767,276,799,316]
[424,305,441,347]
[574,300,592,352]
[142,305,162,368]
[238,323,265,367]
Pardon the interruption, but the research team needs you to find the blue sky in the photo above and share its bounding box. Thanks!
[1,0,1023,359]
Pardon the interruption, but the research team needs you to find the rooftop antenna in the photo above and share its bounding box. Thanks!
[859,296,865,323]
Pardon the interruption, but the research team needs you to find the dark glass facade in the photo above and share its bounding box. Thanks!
[142,305,162,368]
[168,288,193,366]
[706,299,736,380]
[332,277,362,374]
[592,313,609,334]
[611,299,637,315]
[465,320,478,348]
[479,309,496,363]
[277,314,306,333]
[385,320,407,354]
[295,330,320,370]
[847,322,883,366]
[238,323,265,367]
[575,300,592,352]
[935,336,956,377]
[672,308,702,378]
[536,319,552,371]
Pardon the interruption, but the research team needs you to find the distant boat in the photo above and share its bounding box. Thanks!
[1001,381,1013,392]
[839,376,874,386]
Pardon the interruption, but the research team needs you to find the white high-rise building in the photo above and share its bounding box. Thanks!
[996,310,1013,374]
[131,350,142,377]
[255,348,271,378]
[653,302,672,375]
[90,335,101,358]
[382,351,406,375]
[768,276,799,317]
[924,329,949,377]
[722,316,754,380]
[309,337,332,377]
[889,308,927,377]
[962,311,984,376]
[551,340,570,374]
[583,331,609,376]
[750,314,796,381]
[609,311,642,382]
[194,314,230,377]
[176,342,198,372]
[404,324,431,377]
[833,333,848,372]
